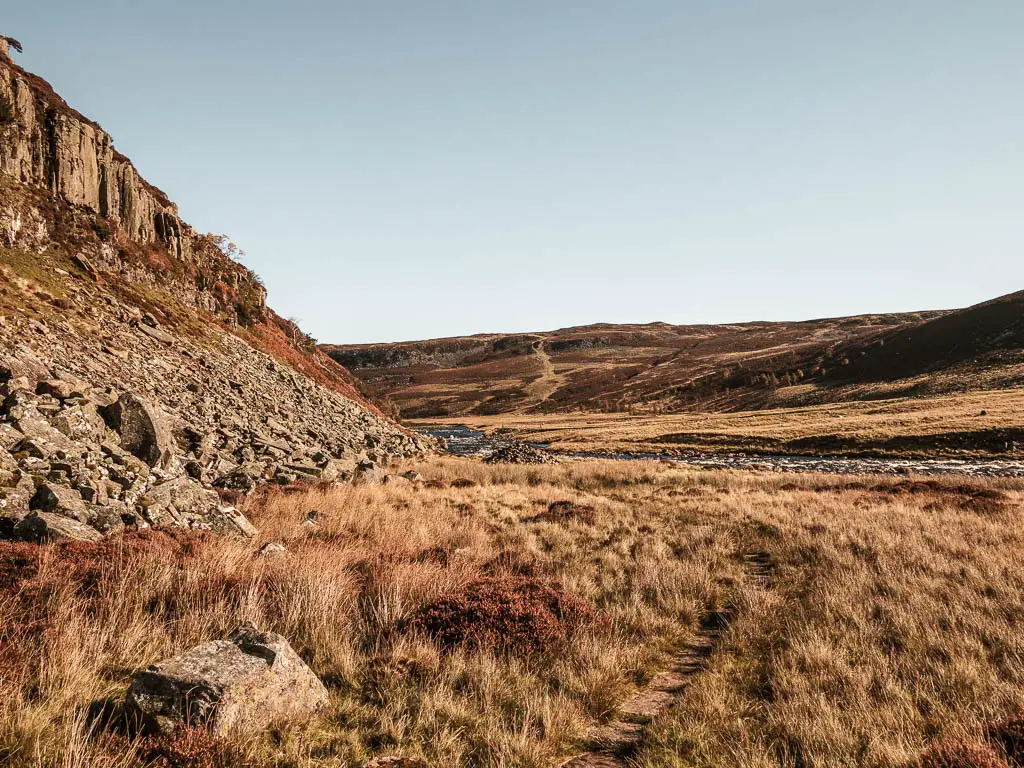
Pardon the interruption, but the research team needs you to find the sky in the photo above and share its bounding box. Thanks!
[8,1,1024,343]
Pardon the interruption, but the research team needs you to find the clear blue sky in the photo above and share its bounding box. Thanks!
[9,1,1024,343]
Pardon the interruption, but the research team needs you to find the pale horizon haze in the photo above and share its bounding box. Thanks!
[9,1,1024,343]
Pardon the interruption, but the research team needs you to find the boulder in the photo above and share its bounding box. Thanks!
[36,379,81,400]
[0,474,34,537]
[141,477,257,537]
[88,504,128,534]
[15,510,104,542]
[101,393,174,468]
[137,323,176,345]
[30,482,88,521]
[0,423,21,451]
[0,352,51,388]
[214,467,259,493]
[352,461,379,485]
[51,403,105,441]
[318,458,350,483]
[210,504,258,538]
[125,625,328,735]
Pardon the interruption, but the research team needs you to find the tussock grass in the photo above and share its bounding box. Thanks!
[0,459,1022,766]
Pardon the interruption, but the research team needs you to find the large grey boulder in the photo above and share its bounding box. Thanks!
[0,352,52,389]
[31,483,88,522]
[125,625,328,735]
[101,393,174,468]
[14,511,104,542]
[141,476,257,537]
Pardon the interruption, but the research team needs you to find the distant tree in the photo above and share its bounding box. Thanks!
[207,233,246,263]
[2,36,23,54]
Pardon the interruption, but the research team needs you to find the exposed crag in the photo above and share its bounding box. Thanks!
[0,51,266,323]
[0,49,426,542]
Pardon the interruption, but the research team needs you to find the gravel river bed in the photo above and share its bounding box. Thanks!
[420,424,1024,478]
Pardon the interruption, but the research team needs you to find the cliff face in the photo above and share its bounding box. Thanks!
[0,51,427,544]
[0,62,167,241]
[0,53,264,322]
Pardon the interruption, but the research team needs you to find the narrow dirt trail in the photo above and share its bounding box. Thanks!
[520,341,568,411]
[559,551,774,768]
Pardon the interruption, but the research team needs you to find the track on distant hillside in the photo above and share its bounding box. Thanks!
[558,551,774,768]
[521,341,568,411]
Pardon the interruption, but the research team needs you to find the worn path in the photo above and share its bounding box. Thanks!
[521,341,568,411]
[559,551,774,768]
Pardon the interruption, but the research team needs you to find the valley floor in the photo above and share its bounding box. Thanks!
[414,388,1024,460]
[2,458,1022,767]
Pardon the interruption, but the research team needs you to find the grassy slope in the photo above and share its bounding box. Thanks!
[326,314,934,418]
[1,459,1021,767]
[326,293,1024,425]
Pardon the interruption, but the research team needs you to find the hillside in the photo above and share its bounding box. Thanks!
[0,48,423,542]
[325,292,1024,419]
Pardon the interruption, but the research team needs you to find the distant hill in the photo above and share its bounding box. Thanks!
[324,294,1024,419]
[818,291,1024,384]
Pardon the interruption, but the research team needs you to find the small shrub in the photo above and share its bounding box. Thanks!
[539,500,597,525]
[0,541,40,596]
[404,575,600,657]
[986,716,1024,765]
[917,741,1009,768]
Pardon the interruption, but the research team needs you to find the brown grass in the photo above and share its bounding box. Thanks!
[1,459,1022,767]
[424,388,1024,458]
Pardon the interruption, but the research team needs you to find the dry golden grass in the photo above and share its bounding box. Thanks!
[1,459,1022,767]
[423,388,1024,458]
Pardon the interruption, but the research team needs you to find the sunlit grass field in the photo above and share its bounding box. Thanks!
[1,459,1022,767]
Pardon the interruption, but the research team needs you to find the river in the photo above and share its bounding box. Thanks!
[419,424,1024,478]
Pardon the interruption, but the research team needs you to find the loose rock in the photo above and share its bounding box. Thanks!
[101,393,174,469]
[125,625,329,735]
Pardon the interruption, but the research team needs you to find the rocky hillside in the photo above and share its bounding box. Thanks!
[326,292,1024,418]
[0,48,425,542]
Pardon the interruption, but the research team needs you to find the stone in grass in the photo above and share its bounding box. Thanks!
[125,625,329,735]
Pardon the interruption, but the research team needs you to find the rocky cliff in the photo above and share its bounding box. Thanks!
[0,52,267,322]
[0,49,426,542]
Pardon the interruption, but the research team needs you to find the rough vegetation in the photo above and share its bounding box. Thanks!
[405,575,599,657]
[0,458,1022,767]
[327,293,1024,423]
[444,387,1024,462]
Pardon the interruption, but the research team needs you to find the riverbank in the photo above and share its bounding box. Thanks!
[412,388,1024,465]
[418,423,1024,478]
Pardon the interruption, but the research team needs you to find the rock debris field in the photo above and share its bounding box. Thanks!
[0,283,426,544]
